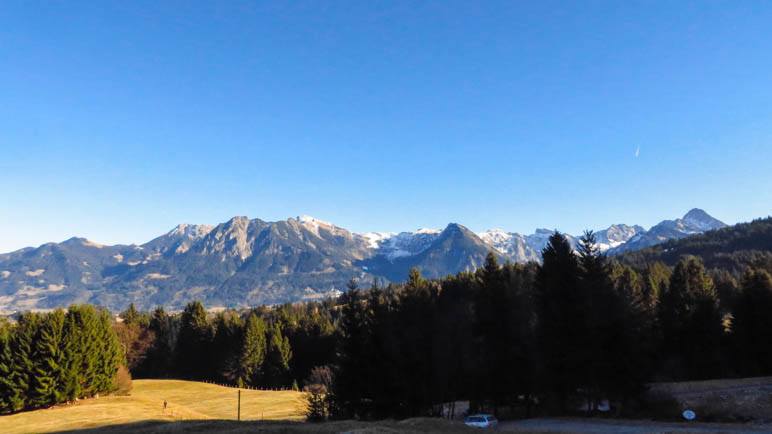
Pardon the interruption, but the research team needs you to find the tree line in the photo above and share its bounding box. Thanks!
[116,298,337,392]
[326,232,772,419]
[4,230,771,420]
[0,305,125,414]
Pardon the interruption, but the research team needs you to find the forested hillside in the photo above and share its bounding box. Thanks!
[621,217,772,274]
[4,229,772,419]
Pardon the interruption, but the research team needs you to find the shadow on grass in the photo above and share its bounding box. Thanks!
[51,417,477,433]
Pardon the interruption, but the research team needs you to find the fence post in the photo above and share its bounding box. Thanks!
[237,389,241,421]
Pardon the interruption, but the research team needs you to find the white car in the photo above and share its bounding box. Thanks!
[464,414,498,428]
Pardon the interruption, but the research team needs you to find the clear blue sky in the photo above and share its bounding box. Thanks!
[2,1,772,252]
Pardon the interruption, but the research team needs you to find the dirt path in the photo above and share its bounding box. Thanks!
[498,418,772,433]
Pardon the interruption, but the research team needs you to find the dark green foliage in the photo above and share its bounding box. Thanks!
[331,280,369,418]
[29,310,66,407]
[732,269,772,376]
[136,307,175,378]
[211,311,244,383]
[264,323,292,388]
[175,301,213,379]
[238,313,266,386]
[0,306,122,414]
[474,253,535,413]
[0,313,36,412]
[658,257,724,380]
[535,233,584,411]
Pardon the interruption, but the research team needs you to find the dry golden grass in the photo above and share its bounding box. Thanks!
[0,379,307,434]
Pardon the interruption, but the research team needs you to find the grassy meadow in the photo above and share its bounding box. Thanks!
[0,379,307,434]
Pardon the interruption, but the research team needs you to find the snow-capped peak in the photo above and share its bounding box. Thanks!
[415,228,441,234]
[681,208,726,232]
[169,223,214,239]
[296,215,333,226]
[360,232,397,249]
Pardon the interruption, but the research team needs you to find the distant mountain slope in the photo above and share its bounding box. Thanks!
[0,209,728,312]
[620,217,772,273]
[609,208,727,254]
[360,223,502,281]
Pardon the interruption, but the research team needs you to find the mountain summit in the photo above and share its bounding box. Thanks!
[0,209,726,313]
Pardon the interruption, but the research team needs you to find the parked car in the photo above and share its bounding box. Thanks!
[464,414,498,428]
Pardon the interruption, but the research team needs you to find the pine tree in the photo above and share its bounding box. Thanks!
[140,307,174,378]
[176,301,212,379]
[535,232,583,411]
[238,313,267,386]
[389,267,439,417]
[120,303,140,325]
[211,311,245,383]
[331,280,368,418]
[658,256,724,380]
[578,232,651,410]
[264,323,292,388]
[474,253,534,413]
[93,308,123,394]
[30,310,66,407]
[0,319,19,413]
[732,268,772,376]
[61,305,101,400]
[0,313,40,411]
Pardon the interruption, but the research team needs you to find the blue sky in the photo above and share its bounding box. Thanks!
[2,1,772,252]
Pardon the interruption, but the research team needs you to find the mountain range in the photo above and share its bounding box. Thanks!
[0,209,726,313]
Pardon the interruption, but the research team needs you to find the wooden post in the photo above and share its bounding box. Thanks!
[237,389,241,421]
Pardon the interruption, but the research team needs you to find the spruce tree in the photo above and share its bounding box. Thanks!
[0,320,19,413]
[239,313,267,386]
[535,232,583,411]
[0,313,40,411]
[141,307,174,377]
[658,257,724,380]
[732,268,772,375]
[175,301,212,379]
[93,308,123,393]
[61,305,101,399]
[331,281,368,418]
[30,310,66,407]
[264,323,292,388]
[120,303,140,326]
[211,311,244,383]
[474,253,533,412]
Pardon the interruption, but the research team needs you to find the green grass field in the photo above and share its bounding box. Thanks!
[0,379,308,434]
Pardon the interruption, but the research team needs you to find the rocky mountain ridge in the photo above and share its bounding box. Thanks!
[0,209,726,312]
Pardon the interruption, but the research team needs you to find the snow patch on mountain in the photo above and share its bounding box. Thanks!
[360,229,442,261]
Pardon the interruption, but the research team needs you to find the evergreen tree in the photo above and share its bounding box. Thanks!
[238,313,267,386]
[264,322,292,388]
[578,232,651,410]
[0,319,21,413]
[120,303,140,325]
[658,257,724,380]
[139,307,174,378]
[393,268,438,417]
[211,311,244,383]
[30,310,66,407]
[474,253,534,413]
[61,305,102,399]
[332,279,368,418]
[92,309,123,393]
[175,301,212,379]
[535,232,583,411]
[732,268,772,375]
